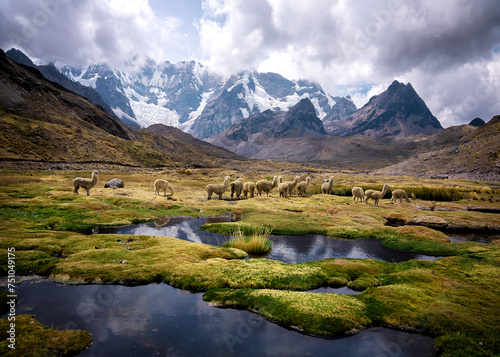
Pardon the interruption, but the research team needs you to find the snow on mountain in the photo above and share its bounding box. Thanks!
[58,58,344,139]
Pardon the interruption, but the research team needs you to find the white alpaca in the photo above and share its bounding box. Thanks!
[73,170,98,196]
[321,176,335,194]
[205,176,231,200]
[230,178,244,199]
[242,182,256,199]
[351,187,364,203]
[154,179,174,197]
[391,189,411,203]
[297,177,311,197]
[277,177,289,198]
[364,184,389,206]
[256,176,279,196]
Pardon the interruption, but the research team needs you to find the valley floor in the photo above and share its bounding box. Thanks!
[0,168,499,356]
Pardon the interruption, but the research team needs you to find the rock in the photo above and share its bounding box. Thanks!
[104,178,124,188]
[406,216,448,229]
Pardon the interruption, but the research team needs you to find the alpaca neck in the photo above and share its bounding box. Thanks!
[91,173,98,184]
[381,186,387,196]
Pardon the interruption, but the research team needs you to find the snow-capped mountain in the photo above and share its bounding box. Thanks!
[58,58,343,138]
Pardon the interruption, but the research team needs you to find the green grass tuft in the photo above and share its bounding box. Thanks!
[223,225,273,254]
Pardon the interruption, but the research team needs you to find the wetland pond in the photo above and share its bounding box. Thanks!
[87,215,440,264]
[2,277,436,356]
[3,215,454,356]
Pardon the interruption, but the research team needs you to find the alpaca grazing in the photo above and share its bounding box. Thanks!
[154,179,174,197]
[364,184,389,206]
[284,176,300,196]
[321,176,335,194]
[206,176,231,200]
[256,176,279,196]
[297,177,311,197]
[351,186,364,202]
[73,170,98,196]
[391,189,411,203]
[230,178,244,199]
[277,177,289,198]
[242,182,256,199]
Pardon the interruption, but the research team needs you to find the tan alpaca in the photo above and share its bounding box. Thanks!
[391,189,411,203]
[351,187,364,202]
[154,179,174,197]
[284,176,300,196]
[297,177,311,197]
[364,184,389,206]
[277,177,289,198]
[242,182,256,198]
[256,176,279,196]
[73,170,98,196]
[205,176,231,200]
[230,178,244,199]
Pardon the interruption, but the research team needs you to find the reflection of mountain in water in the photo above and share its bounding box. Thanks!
[94,216,439,263]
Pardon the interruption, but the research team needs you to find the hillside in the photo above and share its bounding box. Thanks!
[377,115,500,180]
[0,49,246,169]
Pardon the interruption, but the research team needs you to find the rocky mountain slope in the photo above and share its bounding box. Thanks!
[378,116,500,180]
[6,48,117,120]
[0,49,245,168]
[329,81,443,141]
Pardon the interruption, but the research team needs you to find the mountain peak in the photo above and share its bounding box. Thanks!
[327,80,442,140]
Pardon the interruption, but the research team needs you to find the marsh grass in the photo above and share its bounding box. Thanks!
[223,225,273,254]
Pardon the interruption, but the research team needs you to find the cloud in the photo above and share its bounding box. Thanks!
[0,0,188,68]
[197,0,500,125]
[0,0,499,126]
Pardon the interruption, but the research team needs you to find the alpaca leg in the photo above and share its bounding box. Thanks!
[73,185,79,194]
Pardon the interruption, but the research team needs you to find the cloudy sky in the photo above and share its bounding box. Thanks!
[1,0,499,127]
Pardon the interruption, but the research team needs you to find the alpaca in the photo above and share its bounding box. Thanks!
[73,170,98,196]
[351,186,364,203]
[284,176,300,196]
[256,176,279,196]
[391,189,411,203]
[321,176,335,194]
[205,176,231,200]
[242,182,256,199]
[364,184,389,206]
[230,178,244,199]
[297,177,311,197]
[154,179,174,197]
[277,177,289,198]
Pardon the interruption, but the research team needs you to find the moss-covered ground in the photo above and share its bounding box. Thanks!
[0,168,499,356]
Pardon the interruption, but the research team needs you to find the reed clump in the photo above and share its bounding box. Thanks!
[223,225,273,254]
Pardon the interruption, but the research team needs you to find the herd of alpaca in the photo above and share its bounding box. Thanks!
[73,170,410,206]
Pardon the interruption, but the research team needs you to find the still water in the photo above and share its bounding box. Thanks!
[1,277,436,356]
[89,215,440,263]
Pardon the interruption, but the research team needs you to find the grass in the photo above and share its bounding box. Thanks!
[0,168,499,356]
[222,225,273,254]
[0,314,92,356]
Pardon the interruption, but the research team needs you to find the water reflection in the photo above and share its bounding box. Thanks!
[1,278,435,357]
[448,232,498,244]
[91,216,440,263]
